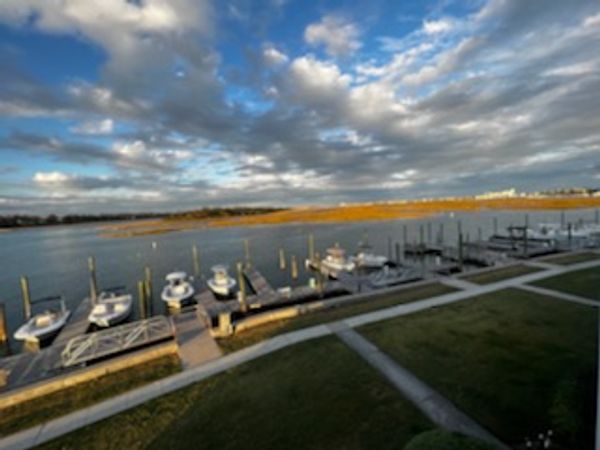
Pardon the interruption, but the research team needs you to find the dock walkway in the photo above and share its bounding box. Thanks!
[172,307,221,369]
[53,297,92,345]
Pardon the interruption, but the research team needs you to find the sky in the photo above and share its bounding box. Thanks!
[0,0,599,214]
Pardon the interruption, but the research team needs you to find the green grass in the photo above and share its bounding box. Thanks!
[39,337,432,450]
[1,354,181,437]
[532,266,600,300]
[360,288,597,449]
[461,264,541,284]
[217,282,456,353]
[541,252,600,265]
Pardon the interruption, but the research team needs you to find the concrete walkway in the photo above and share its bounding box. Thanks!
[332,324,509,449]
[519,284,599,307]
[2,257,600,450]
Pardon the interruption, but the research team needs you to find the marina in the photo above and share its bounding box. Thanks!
[1,209,599,396]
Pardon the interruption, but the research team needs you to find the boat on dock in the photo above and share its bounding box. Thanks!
[319,244,355,279]
[207,265,236,297]
[161,271,195,308]
[88,287,132,327]
[14,296,71,343]
[351,240,388,269]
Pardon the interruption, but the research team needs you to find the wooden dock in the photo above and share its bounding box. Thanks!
[53,297,92,345]
[171,307,221,369]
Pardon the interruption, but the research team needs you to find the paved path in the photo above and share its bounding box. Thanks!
[518,284,599,307]
[439,277,479,291]
[332,324,509,449]
[524,260,560,270]
[2,257,600,450]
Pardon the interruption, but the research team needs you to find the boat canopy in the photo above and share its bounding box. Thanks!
[211,264,229,274]
[166,271,188,282]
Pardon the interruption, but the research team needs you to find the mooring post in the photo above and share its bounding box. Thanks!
[524,214,529,256]
[291,255,298,279]
[308,233,315,261]
[243,239,251,269]
[314,251,324,296]
[218,312,232,336]
[493,217,498,235]
[419,225,424,248]
[144,266,153,317]
[279,248,286,270]
[88,256,98,305]
[137,280,147,320]
[567,223,572,248]
[236,262,247,312]
[402,224,408,248]
[192,244,200,277]
[387,236,392,260]
[438,223,444,245]
[427,222,432,244]
[458,232,464,271]
[395,242,401,265]
[0,302,7,343]
[20,276,32,321]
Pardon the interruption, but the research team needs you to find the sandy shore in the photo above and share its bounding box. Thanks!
[98,196,600,238]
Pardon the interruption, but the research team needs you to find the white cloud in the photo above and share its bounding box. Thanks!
[423,18,453,34]
[33,172,71,185]
[304,15,361,57]
[263,46,288,66]
[72,118,114,135]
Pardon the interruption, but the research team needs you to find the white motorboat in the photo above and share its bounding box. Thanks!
[352,240,389,269]
[320,244,355,279]
[161,271,195,308]
[88,288,132,327]
[207,265,236,297]
[14,297,71,343]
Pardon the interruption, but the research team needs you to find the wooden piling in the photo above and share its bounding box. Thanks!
[493,217,498,235]
[458,233,464,271]
[243,239,251,268]
[427,222,432,243]
[144,267,153,317]
[0,302,7,343]
[137,281,147,320]
[237,262,247,312]
[291,255,298,279]
[88,256,98,305]
[279,248,286,270]
[192,244,200,277]
[314,252,323,296]
[395,242,401,265]
[308,233,315,261]
[567,223,572,247]
[403,224,408,247]
[419,225,424,246]
[438,223,444,245]
[20,276,32,321]
[387,236,392,260]
[524,214,529,256]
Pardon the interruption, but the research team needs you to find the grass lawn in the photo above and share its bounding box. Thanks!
[461,264,541,285]
[0,354,181,437]
[532,266,600,299]
[217,282,456,353]
[359,288,597,450]
[541,252,600,266]
[40,337,432,450]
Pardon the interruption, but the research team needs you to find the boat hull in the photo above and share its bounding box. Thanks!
[14,311,71,343]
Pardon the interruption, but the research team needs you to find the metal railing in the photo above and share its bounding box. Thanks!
[61,316,173,367]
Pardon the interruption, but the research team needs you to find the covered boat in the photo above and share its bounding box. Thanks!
[14,296,71,343]
[88,288,132,327]
[207,265,236,297]
[161,271,195,308]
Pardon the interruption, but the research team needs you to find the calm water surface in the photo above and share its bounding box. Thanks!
[0,208,597,351]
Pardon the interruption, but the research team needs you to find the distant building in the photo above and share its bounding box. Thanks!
[475,188,517,200]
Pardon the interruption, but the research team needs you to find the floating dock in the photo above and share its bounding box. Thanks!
[171,306,221,369]
[53,297,93,345]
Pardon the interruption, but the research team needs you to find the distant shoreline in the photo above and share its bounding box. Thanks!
[99,196,600,238]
